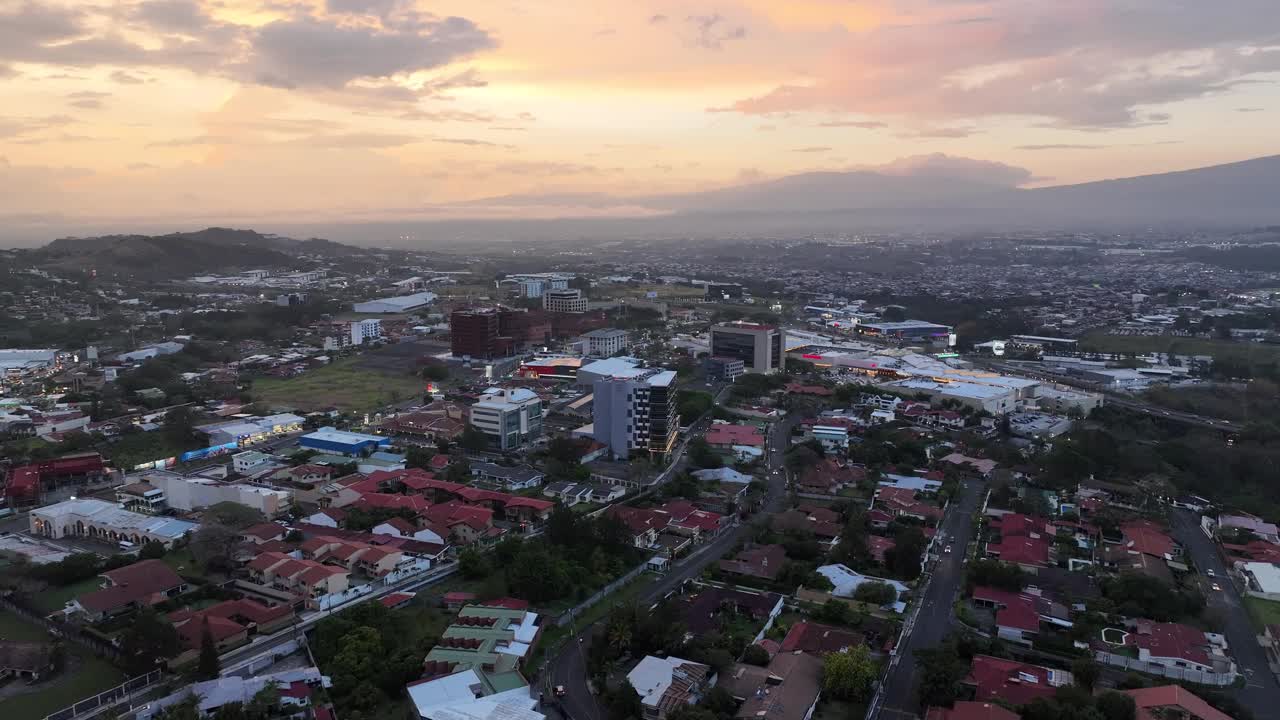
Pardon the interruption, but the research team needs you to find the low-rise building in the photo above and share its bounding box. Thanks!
[964,655,1072,707]
[627,656,715,720]
[469,388,544,451]
[30,498,197,548]
[470,462,545,491]
[69,560,188,620]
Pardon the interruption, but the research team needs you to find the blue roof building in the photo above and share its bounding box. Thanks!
[299,427,391,456]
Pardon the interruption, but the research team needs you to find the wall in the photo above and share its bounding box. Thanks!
[554,563,647,627]
[1093,651,1237,686]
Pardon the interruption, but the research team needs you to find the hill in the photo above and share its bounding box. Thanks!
[33,227,358,276]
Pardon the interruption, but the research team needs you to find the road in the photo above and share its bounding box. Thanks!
[1168,509,1280,716]
[876,478,985,719]
[547,416,793,720]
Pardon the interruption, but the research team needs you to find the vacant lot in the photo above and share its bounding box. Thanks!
[0,611,125,719]
[253,357,424,413]
[1245,596,1280,631]
[30,577,103,614]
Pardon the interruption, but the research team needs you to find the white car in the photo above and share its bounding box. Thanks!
[1206,569,1215,578]
[944,545,953,554]
[1211,583,1222,592]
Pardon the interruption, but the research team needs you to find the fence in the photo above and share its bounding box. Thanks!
[221,639,303,678]
[554,563,648,627]
[42,669,164,720]
[1093,651,1238,686]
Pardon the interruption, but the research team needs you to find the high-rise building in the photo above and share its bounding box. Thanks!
[350,319,382,345]
[543,288,588,313]
[592,367,678,460]
[709,322,785,374]
[450,307,550,359]
[469,387,543,450]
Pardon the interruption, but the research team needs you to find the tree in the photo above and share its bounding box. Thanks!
[885,526,928,580]
[139,540,167,560]
[190,524,240,573]
[608,680,644,720]
[458,425,490,453]
[1071,657,1100,693]
[687,438,723,470]
[197,617,221,680]
[1096,691,1137,720]
[422,364,450,382]
[405,445,436,470]
[853,581,898,606]
[915,643,966,708]
[821,645,877,701]
[202,501,266,530]
[459,548,491,579]
[965,560,1026,592]
[742,644,771,666]
[120,609,182,673]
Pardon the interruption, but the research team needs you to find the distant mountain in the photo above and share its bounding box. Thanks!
[33,227,359,276]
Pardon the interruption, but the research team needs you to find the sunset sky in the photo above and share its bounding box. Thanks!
[1,0,1278,229]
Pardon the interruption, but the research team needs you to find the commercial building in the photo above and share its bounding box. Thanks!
[196,414,304,447]
[469,387,544,451]
[883,378,1019,415]
[542,288,588,313]
[30,498,197,548]
[353,291,437,314]
[704,356,744,382]
[516,356,585,382]
[299,427,392,456]
[140,471,292,515]
[581,328,629,357]
[709,322,784,374]
[351,318,382,345]
[450,307,551,360]
[592,367,679,461]
[856,320,954,343]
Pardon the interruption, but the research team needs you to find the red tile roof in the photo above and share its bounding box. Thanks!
[965,655,1061,707]
[925,702,1020,720]
[78,560,185,614]
[779,621,865,655]
[174,615,245,649]
[1126,620,1211,667]
[866,536,896,564]
[989,513,1053,538]
[242,522,285,542]
[719,544,786,580]
[705,424,766,447]
[1124,686,1233,720]
[1121,519,1175,558]
[356,492,431,514]
[986,536,1051,567]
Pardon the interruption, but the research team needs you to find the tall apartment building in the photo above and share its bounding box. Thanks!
[350,319,382,345]
[709,322,785,374]
[592,368,679,461]
[469,387,544,451]
[543,288,588,313]
[582,328,628,357]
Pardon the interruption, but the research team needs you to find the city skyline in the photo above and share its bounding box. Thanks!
[1,0,1278,229]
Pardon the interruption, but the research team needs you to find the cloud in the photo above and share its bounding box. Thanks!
[434,137,515,149]
[817,120,887,129]
[684,14,746,50]
[905,126,982,138]
[0,114,76,139]
[1237,107,1265,112]
[1015,144,1106,151]
[127,162,157,171]
[146,134,232,147]
[302,132,422,148]
[67,90,111,110]
[0,64,15,79]
[722,1,1280,129]
[110,70,147,84]
[492,161,616,176]
[649,14,668,24]
[792,146,832,153]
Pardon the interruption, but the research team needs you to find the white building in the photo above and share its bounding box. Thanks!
[407,669,545,720]
[351,318,383,345]
[581,328,628,357]
[469,387,544,451]
[29,498,197,548]
[353,291,437,314]
[816,564,910,613]
[592,368,678,460]
[626,656,714,720]
[542,288,588,313]
[232,451,276,475]
[142,471,292,516]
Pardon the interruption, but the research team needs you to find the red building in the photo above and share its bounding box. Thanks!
[450,307,552,359]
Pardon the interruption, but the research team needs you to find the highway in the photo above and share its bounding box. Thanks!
[1168,509,1280,717]
[546,416,793,720]
[875,478,984,720]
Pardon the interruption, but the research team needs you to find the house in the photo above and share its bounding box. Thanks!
[676,586,785,638]
[544,481,595,506]
[964,655,1072,707]
[470,462,545,491]
[303,507,347,528]
[938,453,998,478]
[985,513,1055,571]
[1120,519,1177,559]
[240,522,286,545]
[717,651,821,720]
[691,467,753,485]
[247,552,350,605]
[138,667,332,720]
[608,506,669,548]
[718,544,786,581]
[866,536,896,564]
[424,502,499,546]
[71,559,189,620]
[796,459,864,495]
[373,517,447,545]
[875,487,944,523]
[704,423,766,451]
[816,565,909,613]
[771,508,841,543]
[1123,685,1234,720]
[969,586,1071,646]
[779,621,865,655]
[169,598,295,655]
[627,656,715,720]
[1123,620,1225,675]
[0,641,56,681]
[925,703,1020,720]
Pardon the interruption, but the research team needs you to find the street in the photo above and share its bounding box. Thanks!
[1169,509,1280,716]
[876,478,984,719]
[547,416,792,720]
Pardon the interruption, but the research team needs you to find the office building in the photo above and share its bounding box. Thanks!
[705,356,745,382]
[709,322,785,374]
[582,328,628,357]
[542,288,588,314]
[351,318,382,345]
[469,387,544,450]
[450,307,551,360]
[592,367,679,460]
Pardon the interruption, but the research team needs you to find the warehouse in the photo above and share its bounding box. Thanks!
[353,291,437,314]
[299,427,392,456]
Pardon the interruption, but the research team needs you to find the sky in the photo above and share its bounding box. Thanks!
[0,0,1278,232]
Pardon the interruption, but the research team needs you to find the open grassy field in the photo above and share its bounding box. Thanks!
[1079,331,1280,363]
[253,357,425,413]
[1244,596,1280,631]
[0,611,125,720]
[29,577,105,615]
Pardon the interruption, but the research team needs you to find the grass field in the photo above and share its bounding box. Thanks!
[1079,331,1280,363]
[253,357,425,413]
[30,577,104,615]
[0,611,125,719]
[1244,596,1280,631]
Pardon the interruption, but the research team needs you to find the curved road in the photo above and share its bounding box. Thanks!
[546,417,793,720]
